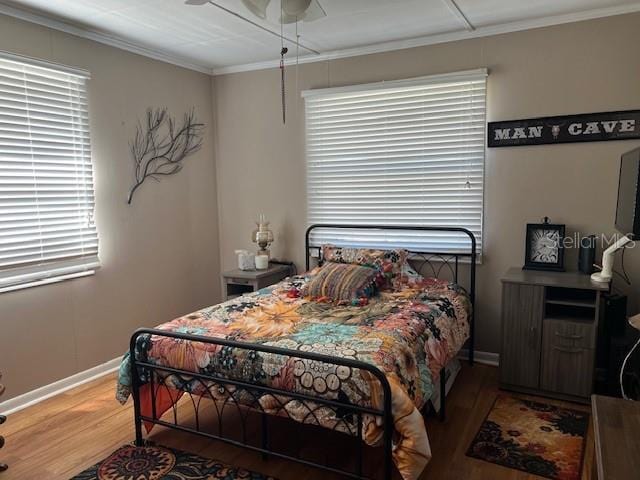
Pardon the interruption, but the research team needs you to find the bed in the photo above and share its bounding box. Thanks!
[117,224,477,480]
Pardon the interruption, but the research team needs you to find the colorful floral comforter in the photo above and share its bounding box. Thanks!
[116,271,470,480]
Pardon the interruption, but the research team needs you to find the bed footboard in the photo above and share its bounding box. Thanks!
[129,328,394,480]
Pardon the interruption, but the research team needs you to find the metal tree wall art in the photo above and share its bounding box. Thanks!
[127,107,204,204]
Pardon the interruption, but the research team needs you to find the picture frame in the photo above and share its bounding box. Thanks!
[523,219,565,272]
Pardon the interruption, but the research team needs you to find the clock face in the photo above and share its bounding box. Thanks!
[530,229,560,263]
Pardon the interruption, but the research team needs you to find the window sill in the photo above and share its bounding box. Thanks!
[0,269,96,294]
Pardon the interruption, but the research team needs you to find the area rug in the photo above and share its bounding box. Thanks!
[70,444,277,480]
[466,395,589,480]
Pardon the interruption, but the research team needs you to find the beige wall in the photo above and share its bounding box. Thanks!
[213,13,640,355]
[0,14,221,400]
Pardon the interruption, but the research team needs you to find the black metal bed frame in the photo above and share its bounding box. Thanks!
[129,224,476,480]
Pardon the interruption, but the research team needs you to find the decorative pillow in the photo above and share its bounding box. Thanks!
[321,245,408,286]
[304,262,382,305]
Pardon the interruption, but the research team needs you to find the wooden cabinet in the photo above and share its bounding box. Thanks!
[500,268,608,402]
[500,283,544,388]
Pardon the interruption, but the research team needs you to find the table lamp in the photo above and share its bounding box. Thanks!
[252,214,274,270]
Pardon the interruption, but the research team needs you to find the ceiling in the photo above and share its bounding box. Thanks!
[1,0,639,75]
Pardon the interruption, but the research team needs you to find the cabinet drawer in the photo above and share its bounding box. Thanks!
[229,277,251,285]
[540,344,594,398]
[543,318,595,350]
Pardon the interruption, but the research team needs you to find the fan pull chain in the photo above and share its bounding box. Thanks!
[279,1,287,124]
[280,47,287,124]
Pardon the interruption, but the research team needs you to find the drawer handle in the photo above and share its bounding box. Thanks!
[552,346,583,354]
[554,332,584,340]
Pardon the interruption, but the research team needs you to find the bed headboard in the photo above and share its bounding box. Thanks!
[304,223,477,364]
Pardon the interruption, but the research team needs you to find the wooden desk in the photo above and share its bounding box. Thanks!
[592,394,640,479]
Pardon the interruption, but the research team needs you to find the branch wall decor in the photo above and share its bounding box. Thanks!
[127,107,205,204]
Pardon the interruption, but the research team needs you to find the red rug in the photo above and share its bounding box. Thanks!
[466,395,589,480]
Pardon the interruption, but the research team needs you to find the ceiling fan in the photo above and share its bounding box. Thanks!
[185,0,326,24]
[185,0,324,125]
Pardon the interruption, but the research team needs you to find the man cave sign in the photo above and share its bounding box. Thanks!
[488,110,640,147]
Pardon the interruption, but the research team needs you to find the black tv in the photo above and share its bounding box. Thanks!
[615,146,640,238]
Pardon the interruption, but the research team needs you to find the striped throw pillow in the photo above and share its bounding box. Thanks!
[321,245,408,287]
[305,262,381,305]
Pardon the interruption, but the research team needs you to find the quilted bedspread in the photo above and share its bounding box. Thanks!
[116,271,470,480]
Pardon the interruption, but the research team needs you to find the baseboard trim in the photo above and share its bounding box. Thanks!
[458,349,500,367]
[0,356,121,415]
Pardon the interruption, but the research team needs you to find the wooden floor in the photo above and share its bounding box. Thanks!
[0,364,594,480]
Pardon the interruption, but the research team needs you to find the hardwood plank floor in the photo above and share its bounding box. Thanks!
[0,364,594,480]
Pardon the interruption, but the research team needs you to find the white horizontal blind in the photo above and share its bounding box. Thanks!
[0,52,99,291]
[304,70,486,254]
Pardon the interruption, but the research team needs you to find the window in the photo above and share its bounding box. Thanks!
[303,69,486,254]
[0,52,98,293]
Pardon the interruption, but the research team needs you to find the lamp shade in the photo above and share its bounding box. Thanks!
[630,313,640,331]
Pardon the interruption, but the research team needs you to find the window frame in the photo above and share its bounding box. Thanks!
[0,50,99,294]
[302,69,487,256]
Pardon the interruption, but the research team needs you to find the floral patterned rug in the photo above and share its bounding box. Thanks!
[70,444,277,480]
[466,395,589,480]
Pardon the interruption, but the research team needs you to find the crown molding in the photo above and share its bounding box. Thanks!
[0,1,213,74]
[1,1,640,77]
[211,2,640,75]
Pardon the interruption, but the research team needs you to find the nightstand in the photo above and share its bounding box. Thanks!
[500,267,609,403]
[222,264,292,301]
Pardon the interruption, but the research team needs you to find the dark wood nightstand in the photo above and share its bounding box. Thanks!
[221,264,292,301]
[500,267,609,402]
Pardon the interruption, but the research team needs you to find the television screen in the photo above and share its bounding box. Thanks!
[615,146,640,237]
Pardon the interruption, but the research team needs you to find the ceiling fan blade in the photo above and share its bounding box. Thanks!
[241,0,271,19]
[184,0,209,5]
[301,0,326,22]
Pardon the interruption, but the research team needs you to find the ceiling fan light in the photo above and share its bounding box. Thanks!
[280,0,326,23]
[280,12,301,24]
[241,0,271,19]
[282,0,311,16]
